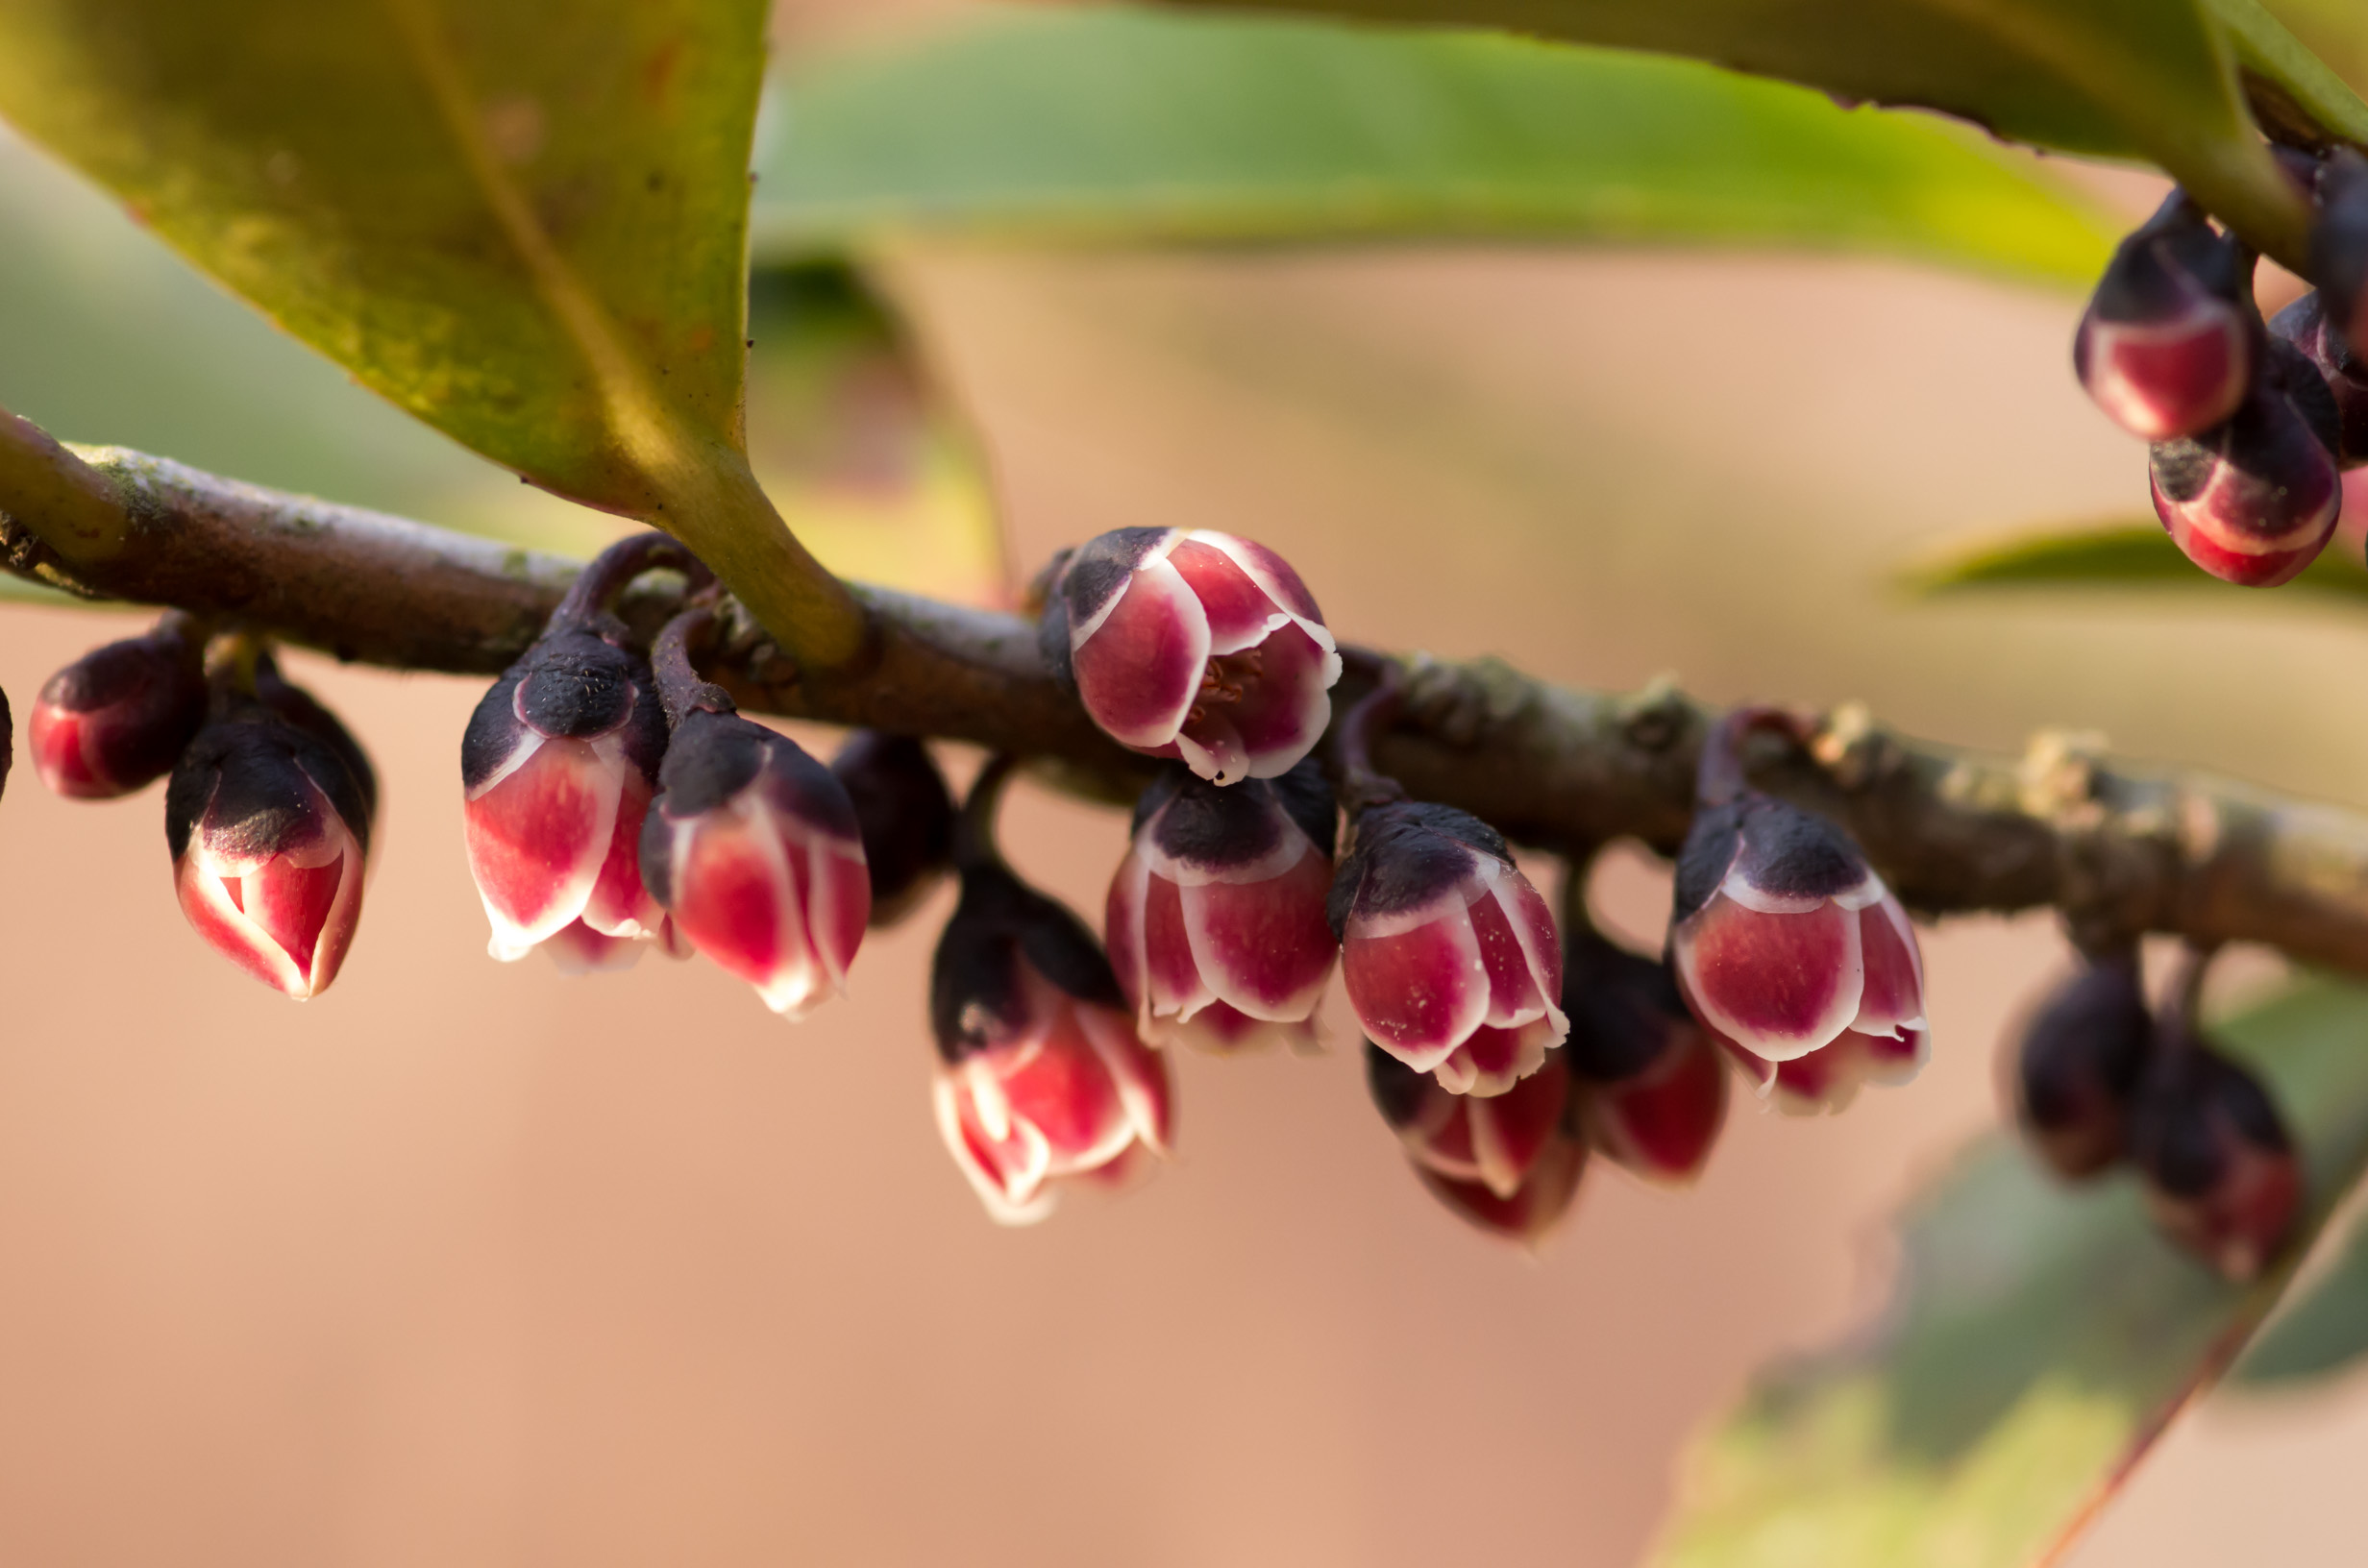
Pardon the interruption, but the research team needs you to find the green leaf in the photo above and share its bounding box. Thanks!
[1161,0,2359,271]
[2233,1210,2368,1384]
[755,9,2120,289]
[1648,978,2368,1568]
[1904,521,2368,604]
[0,0,866,666]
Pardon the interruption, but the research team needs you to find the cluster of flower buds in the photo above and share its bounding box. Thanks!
[2012,945,2299,1281]
[35,614,376,999]
[2078,162,2368,587]
[1668,708,1928,1114]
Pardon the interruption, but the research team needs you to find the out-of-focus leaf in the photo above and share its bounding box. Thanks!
[1647,978,2368,1568]
[1163,0,2359,264]
[0,0,764,517]
[1905,520,2368,604]
[748,262,1006,606]
[2261,0,2368,92]
[2234,1208,2368,1384]
[755,9,2119,288]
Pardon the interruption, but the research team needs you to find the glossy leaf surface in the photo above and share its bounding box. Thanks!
[757,9,2118,287]
[1649,979,2368,1568]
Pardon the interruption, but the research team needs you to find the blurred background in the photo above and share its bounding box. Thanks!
[2,1,2367,1563]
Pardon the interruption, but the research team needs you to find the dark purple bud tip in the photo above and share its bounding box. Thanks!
[831,731,956,929]
[1108,759,1338,1053]
[32,617,206,798]
[2076,197,2256,441]
[1562,929,1727,1184]
[2149,359,2343,586]
[2268,290,2368,466]
[932,858,1171,1224]
[165,684,374,1000]
[2310,149,2368,360]
[640,708,869,1018]
[2013,953,2153,1181]
[2128,1041,2300,1282]
[1669,792,1926,1074]
[1052,527,1341,785]
[1332,799,1565,1095]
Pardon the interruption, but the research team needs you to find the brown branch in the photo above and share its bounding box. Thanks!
[8,420,2368,973]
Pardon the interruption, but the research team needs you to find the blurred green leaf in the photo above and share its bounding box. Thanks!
[748,261,1008,606]
[0,0,767,516]
[1648,978,2368,1568]
[2234,1208,2368,1384]
[1162,0,2359,259]
[756,9,2119,288]
[1906,521,2368,604]
[2261,0,2368,91]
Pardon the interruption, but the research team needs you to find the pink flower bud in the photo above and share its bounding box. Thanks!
[2149,349,2343,587]
[1669,792,1927,1078]
[166,667,374,999]
[831,731,955,928]
[640,709,870,1018]
[1046,528,1341,785]
[30,615,206,799]
[2129,1040,2299,1282]
[462,627,668,960]
[1331,801,1565,1095]
[1716,1025,1926,1115]
[933,856,1172,1224]
[1367,1040,1570,1200]
[1562,928,1727,1184]
[2013,952,2152,1180]
[2074,195,2255,441]
[1106,760,1338,1052]
[1410,1136,1586,1245]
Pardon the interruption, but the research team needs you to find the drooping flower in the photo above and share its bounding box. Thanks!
[30,613,206,799]
[461,535,691,962]
[2148,343,2343,587]
[166,652,375,999]
[2128,1039,2300,1282]
[1366,1040,1570,1200]
[1330,800,1566,1096]
[831,730,956,927]
[1043,527,1341,785]
[1561,923,1727,1183]
[933,759,1171,1224]
[2014,951,2154,1180]
[1668,708,1928,1090]
[2074,192,2256,441]
[1106,759,1338,1052]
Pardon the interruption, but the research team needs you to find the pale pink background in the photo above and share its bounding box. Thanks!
[0,4,2362,1563]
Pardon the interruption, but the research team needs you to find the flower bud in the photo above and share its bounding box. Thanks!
[2310,148,2368,361]
[1367,1039,1570,1199]
[640,708,871,1017]
[933,851,1172,1224]
[2013,952,2153,1180]
[1669,790,1926,1075]
[1562,927,1727,1183]
[2127,1039,2300,1282]
[2148,349,2343,587]
[166,663,374,998]
[1106,759,1338,1052]
[2268,290,2368,465]
[2075,196,2256,440]
[1329,800,1566,1096]
[30,615,206,798]
[1044,527,1341,785]
[462,626,668,959]
[831,731,955,927]
[1716,1024,1925,1115]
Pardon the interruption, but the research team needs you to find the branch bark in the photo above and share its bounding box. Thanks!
[8,417,2368,973]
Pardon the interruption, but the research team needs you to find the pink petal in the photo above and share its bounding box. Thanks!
[1468,879,1548,1028]
[1142,868,1217,1020]
[1460,1060,1570,1198]
[1149,998,1320,1055]
[1188,530,1328,628]
[1413,1136,1587,1247]
[1071,556,1210,750]
[1172,718,1250,787]
[1165,538,1290,653]
[1104,850,1153,1017]
[1850,894,1927,1039]
[1672,891,1863,1063]
[464,734,618,956]
[1768,1035,1870,1116]
[1581,1029,1728,1186]
[1220,621,1335,781]
[668,811,825,1017]
[580,768,660,940]
[802,831,871,992]
[1176,844,1337,1020]
[1078,998,1173,1154]
[542,919,645,974]
[933,1070,1056,1226]
[2086,307,2248,440]
[1343,900,1490,1066]
[1432,1016,1556,1097]
[992,991,1138,1171]
[177,858,306,996]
